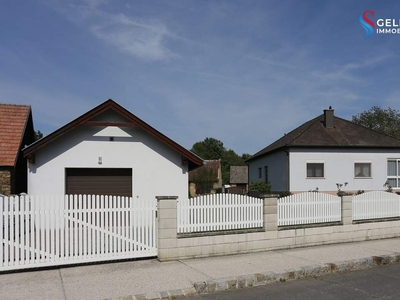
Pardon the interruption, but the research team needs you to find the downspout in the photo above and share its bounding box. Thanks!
[283,148,290,192]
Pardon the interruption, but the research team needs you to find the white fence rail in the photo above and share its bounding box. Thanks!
[0,195,157,272]
[278,192,341,226]
[177,194,263,233]
[352,191,400,221]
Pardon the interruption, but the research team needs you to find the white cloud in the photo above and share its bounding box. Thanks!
[90,16,177,61]
[49,0,181,61]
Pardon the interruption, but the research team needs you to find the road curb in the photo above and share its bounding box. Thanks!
[109,253,400,300]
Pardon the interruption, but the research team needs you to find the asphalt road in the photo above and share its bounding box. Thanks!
[191,263,400,300]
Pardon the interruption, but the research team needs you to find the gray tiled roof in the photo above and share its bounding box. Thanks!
[248,113,400,161]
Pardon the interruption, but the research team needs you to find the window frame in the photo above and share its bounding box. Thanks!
[258,167,262,179]
[264,166,269,183]
[354,162,372,178]
[306,162,325,178]
[387,159,400,189]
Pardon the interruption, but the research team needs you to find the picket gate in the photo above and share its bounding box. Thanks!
[0,195,157,271]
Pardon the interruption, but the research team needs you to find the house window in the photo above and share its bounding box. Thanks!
[264,166,269,183]
[354,163,371,178]
[387,159,400,188]
[307,163,324,178]
[258,167,262,178]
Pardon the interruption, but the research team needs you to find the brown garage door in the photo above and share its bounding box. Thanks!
[65,168,132,197]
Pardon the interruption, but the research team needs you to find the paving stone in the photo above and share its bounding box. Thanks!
[193,281,206,294]
[145,292,160,300]
[158,291,169,300]
[168,289,185,298]
[206,280,216,293]
[183,288,196,297]
[216,279,228,291]
[227,278,237,290]
[246,275,255,287]
[237,276,246,289]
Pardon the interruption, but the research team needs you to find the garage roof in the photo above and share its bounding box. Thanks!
[23,99,203,170]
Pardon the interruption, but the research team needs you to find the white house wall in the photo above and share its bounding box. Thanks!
[248,151,288,191]
[28,125,189,201]
[289,148,400,192]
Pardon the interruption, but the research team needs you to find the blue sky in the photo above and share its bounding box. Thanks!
[1,0,400,155]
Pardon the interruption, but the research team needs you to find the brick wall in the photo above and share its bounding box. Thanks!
[0,169,12,195]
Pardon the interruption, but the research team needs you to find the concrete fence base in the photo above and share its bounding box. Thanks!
[156,195,400,261]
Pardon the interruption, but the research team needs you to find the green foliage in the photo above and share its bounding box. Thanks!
[278,191,292,198]
[352,106,400,139]
[248,181,271,194]
[191,137,248,184]
[215,187,223,194]
[191,166,218,195]
[34,130,43,141]
[191,137,225,160]
[356,190,365,195]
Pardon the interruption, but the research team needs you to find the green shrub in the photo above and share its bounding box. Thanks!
[278,191,292,198]
[248,182,271,194]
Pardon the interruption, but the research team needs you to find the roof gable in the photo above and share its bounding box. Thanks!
[23,99,203,170]
[248,110,400,161]
[0,104,32,167]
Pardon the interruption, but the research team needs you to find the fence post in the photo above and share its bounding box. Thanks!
[261,194,278,231]
[156,196,178,261]
[342,195,352,225]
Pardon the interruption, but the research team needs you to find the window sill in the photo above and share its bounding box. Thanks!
[354,177,372,179]
[306,177,325,179]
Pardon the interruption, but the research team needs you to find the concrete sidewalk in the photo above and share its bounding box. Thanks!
[1,238,400,300]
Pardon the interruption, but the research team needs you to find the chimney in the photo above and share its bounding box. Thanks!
[323,106,334,128]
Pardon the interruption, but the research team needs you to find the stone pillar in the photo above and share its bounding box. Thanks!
[156,196,178,261]
[342,195,352,225]
[261,194,278,231]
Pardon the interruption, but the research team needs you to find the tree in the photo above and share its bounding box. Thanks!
[190,166,218,195]
[190,137,225,160]
[352,106,400,139]
[221,149,246,184]
[191,137,249,184]
[35,130,43,141]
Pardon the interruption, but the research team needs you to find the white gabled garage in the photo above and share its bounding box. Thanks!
[23,99,203,201]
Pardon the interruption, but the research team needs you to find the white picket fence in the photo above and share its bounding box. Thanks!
[278,192,341,226]
[177,194,263,233]
[0,195,157,271]
[352,191,400,221]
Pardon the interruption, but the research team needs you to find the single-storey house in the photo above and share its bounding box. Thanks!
[23,99,203,200]
[247,107,400,193]
[0,104,35,195]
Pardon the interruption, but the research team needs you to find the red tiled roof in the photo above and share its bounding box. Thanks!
[0,104,31,166]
